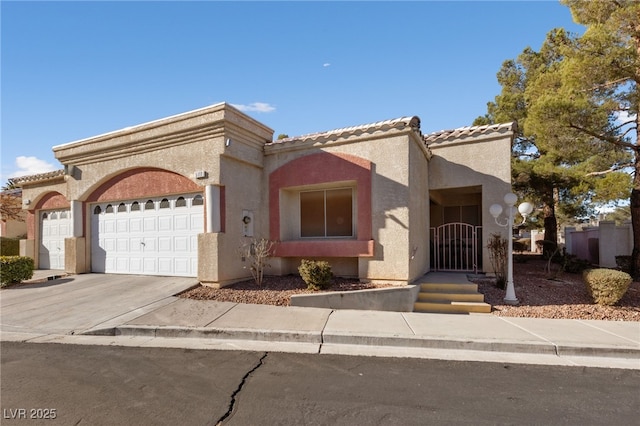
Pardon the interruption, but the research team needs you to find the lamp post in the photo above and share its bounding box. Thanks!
[489,193,534,305]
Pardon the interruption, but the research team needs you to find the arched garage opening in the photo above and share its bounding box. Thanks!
[87,168,204,277]
[35,192,71,270]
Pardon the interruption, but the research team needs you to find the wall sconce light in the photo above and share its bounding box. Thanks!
[24,199,31,206]
[225,138,232,147]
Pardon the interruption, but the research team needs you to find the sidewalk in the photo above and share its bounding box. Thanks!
[2,271,639,370]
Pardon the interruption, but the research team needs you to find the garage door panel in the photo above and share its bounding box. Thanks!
[130,258,143,274]
[174,258,190,275]
[174,236,189,252]
[158,237,172,252]
[116,238,129,252]
[116,219,128,232]
[92,194,202,277]
[116,257,129,271]
[143,258,157,274]
[158,258,173,275]
[158,216,172,231]
[174,214,189,231]
[130,238,143,252]
[191,213,204,231]
[143,217,156,232]
[104,238,117,252]
[39,209,72,270]
[143,238,157,251]
[130,218,143,232]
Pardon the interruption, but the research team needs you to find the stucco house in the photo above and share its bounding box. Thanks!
[16,102,514,286]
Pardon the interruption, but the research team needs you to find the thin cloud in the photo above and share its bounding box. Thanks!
[231,102,276,113]
[323,63,331,67]
[10,156,58,178]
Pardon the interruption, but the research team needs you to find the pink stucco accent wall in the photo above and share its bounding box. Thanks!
[269,152,373,257]
[87,167,201,202]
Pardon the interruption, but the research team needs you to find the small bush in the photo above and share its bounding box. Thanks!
[239,238,275,286]
[487,233,507,290]
[298,259,332,291]
[0,237,20,256]
[0,256,34,286]
[582,268,632,306]
[513,239,529,253]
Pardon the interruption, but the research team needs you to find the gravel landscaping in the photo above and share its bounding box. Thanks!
[180,256,640,322]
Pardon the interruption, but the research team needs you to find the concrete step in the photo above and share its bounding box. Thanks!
[420,283,478,293]
[417,292,485,303]
[413,301,492,314]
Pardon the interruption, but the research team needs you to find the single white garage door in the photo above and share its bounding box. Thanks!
[91,194,204,277]
[39,209,72,270]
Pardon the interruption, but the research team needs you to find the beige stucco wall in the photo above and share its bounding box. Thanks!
[428,130,513,273]
[408,136,430,281]
[21,103,273,281]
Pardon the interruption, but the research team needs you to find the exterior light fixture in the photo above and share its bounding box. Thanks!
[489,193,534,305]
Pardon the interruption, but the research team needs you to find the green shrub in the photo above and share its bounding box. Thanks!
[0,256,34,286]
[582,268,632,306]
[0,237,20,256]
[298,259,332,291]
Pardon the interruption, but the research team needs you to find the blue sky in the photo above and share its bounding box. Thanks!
[1,1,584,184]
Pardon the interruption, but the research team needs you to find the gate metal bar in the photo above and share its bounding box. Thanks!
[430,223,481,273]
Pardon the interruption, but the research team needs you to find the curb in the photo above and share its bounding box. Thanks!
[80,325,640,360]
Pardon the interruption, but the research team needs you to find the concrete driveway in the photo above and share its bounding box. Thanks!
[0,272,198,337]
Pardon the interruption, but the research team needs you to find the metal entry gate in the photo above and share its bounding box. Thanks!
[430,223,481,273]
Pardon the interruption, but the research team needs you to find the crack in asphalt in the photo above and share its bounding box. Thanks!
[216,352,268,425]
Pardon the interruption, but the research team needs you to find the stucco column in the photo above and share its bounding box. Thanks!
[598,221,616,268]
[205,185,221,233]
[71,200,83,237]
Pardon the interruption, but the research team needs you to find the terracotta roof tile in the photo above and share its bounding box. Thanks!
[424,122,516,145]
[11,169,65,186]
[267,116,422,145]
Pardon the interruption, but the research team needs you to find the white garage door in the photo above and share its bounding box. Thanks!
[39,209,72,270]
[91,194,204,277]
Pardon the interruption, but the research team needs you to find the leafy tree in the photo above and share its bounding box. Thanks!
[1,179,25,223]
[475,1,637,264]
[533,0,639,274]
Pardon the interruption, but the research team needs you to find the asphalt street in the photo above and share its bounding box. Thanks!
[1,342,638,425]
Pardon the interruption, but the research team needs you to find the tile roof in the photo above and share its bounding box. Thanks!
[423,122,516,145]
[11,169,65,186]
[267,116,422,145]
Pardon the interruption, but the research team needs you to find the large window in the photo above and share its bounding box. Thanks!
[300,188,353,237]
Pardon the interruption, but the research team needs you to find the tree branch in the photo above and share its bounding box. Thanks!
[568,122,636,149]
[585,163,634,176]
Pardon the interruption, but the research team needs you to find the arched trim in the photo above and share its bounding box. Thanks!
[34,192,70,210]
[87,167,200,202]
